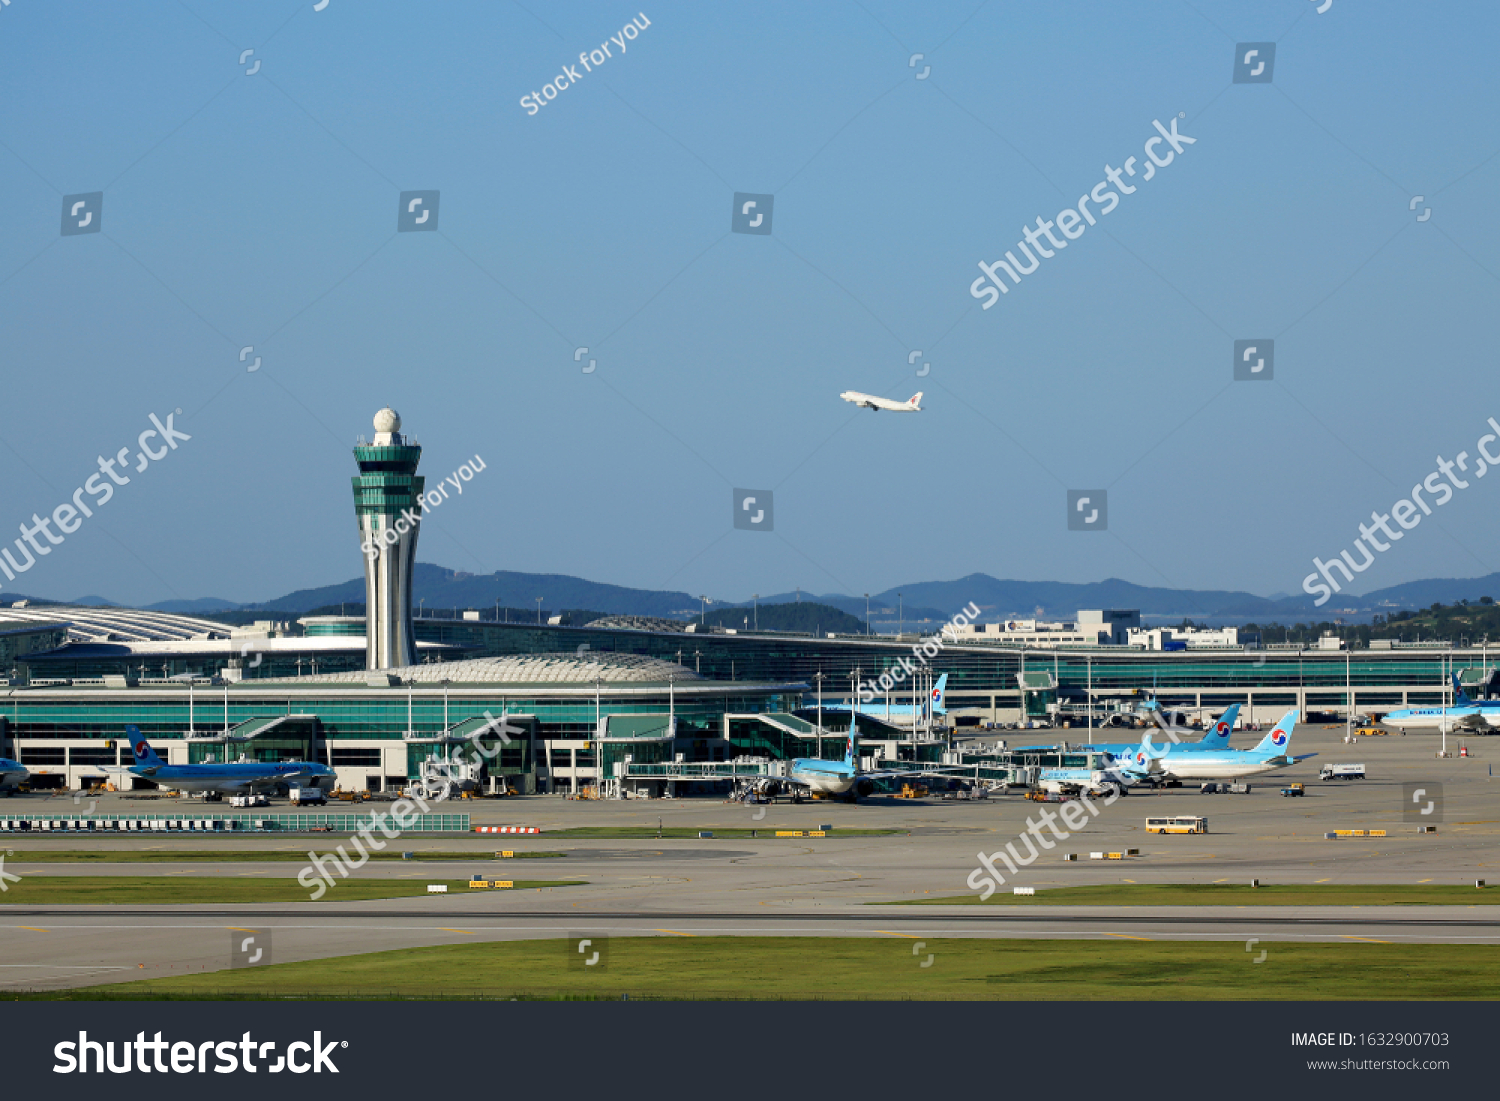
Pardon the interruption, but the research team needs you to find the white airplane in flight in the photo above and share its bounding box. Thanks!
[841,390,923,412]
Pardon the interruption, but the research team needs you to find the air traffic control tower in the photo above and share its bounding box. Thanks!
[353,407,424,670]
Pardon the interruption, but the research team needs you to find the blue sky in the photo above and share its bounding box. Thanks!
[2,0,1498,608]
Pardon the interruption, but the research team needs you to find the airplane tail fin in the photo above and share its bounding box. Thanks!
[1453,673,1473,706]
[909,392,923,409]
[126,725,164,767]
[1252,710,1298,755]
[930,673,947,714]
[1124,731,1169,774]
[844,719,858,767]
[1198,703,1240,749]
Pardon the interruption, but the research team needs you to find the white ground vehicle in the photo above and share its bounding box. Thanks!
[1319,763,1366,781]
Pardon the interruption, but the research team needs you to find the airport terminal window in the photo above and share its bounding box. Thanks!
[19,747,64,764]
[330,749,382,767]
[69,747,116,765]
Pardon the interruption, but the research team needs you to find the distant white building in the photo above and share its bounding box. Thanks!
[954,610,1140,647]
[1129,626,1241,650]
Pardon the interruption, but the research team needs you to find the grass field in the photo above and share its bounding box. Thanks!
[33,937,1500,1000]
[1,849,564,863]
[0,876,582,904]
[544,826,896,838]
[896,884,1500,906]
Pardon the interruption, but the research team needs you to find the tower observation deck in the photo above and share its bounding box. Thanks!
[353,407,424,670]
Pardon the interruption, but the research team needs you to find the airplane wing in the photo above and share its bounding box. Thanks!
[862,766,967,781]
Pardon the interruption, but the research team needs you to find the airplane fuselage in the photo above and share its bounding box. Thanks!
[1384,705,1499,730]
[0,758,28,792]
[1152,752,1295,780]
[120,762,335,794]
[787,759,858,795]
[840,390,921,412]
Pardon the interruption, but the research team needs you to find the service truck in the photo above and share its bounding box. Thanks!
[1319,763,1366,781]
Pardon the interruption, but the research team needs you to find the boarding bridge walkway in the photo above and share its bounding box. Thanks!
[185,714,319,743]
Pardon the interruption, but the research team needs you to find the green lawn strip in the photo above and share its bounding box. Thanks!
[544,826,895,838]
[32,937,1500,1001]
[3,850,564,863]
[891,883,1500,906]
[0,876,582,905]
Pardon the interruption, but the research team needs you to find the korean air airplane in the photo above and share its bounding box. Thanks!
[749,718,958,803]
[1038,733,1162,797]
[0,757,29,793]
[810,674,948,729]
[103,726,335,795]
[1383,675,1500,731]
[1017,704,1241,756]
[1133,709,1315,780]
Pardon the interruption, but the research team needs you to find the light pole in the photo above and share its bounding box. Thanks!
[813,671,825,758]
[442,678,451,734]
[536,597,543,625]
[1087,653,1093,745]
[898,593,903,637]
[753,594,758,631]
[419,598,425,619]
[865,594,870,635]
[848,667,862,756]
[699,595,708,625]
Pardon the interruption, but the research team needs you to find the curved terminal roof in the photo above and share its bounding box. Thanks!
[263,653,704,685]
[0,604,231,643]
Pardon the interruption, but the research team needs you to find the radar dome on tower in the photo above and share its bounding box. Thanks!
[372,407,402,445]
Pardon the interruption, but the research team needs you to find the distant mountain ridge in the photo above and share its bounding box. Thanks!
[37,567,1500,622]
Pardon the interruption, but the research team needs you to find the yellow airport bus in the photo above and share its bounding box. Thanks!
[1145,816,1208,834]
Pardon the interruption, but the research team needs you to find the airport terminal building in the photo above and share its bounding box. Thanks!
[0,407,1490,795]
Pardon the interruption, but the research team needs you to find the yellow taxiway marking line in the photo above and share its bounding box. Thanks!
[1104,933,1152,941]
[1122,878,1137,884]
[1343,935,1390,944]
[1315,878,1331,883]
[877,930,922,939]
[438,928,475,935]
[1418,878,1433,883]
[226,927,258,933]
[1213,878,1228,883]
[655,928,696,937]
[18,927,48,933]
